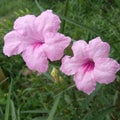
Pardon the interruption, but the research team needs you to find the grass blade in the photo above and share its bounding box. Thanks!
[21,110,48,114]
[60,0,69,33]
[0,77,8,86]
[35,0,44,12]
[47,94,61,120]
[5,79,12,120]
[55,84,75,97]
[10,100,16,120]
[17,107,21,120]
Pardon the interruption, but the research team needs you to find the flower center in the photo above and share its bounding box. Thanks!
[32,42,44,49]
[82,59,95,73]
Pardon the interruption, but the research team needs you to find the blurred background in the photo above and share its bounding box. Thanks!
[0,0,120,120]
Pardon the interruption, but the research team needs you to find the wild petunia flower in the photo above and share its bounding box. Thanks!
[60,37,120,95]
[3,10,71,73]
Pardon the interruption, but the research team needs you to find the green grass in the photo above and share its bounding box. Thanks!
[0,0,120,120]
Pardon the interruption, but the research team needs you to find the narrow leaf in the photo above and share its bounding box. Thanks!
[60,0,69,33]
[47,94,61,120]
[5,79,13,120]
[10,100,16,120]
[35,0,44,12]
[21,110,48,114]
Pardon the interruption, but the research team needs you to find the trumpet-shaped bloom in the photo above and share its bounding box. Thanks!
[3,10,71,73]
[60,37,120,94]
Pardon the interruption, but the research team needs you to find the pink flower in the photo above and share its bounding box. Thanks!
[3,10,71,73]
[60,37,120,95]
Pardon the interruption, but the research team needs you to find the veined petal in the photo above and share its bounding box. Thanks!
[14,15,36,30]
[72,40,88,58]
[22,45,48,73]
[3,31,27,57]
[43,33,71,61]
[74,70,96,95]
[88,37,110,59]
[94,58,120,84]
[60,56,81,75]
[14,15,43,42]
[35,10,61,33]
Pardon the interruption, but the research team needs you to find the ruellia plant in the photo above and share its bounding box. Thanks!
[1,0,120,119]
[3,10,120,95]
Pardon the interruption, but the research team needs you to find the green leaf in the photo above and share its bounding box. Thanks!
[10,100,16,120]
[21,110,49,114]
[55,84,75,97]
[113,91,118,106]
[60,0,69,33]
[35,0,44,12]
[47,94,61,120]
[17,107,21,120]
[5,79,13,120]
[0,77,8,86]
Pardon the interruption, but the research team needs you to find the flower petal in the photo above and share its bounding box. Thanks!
[14,15,42,42]
[35,10,61,33]
[3,31,27,57]
[14,15,36,30]
[94,58,120,84]
[22,45,48,73]
[60,56,81,75]
[43,33,71,61]
[88,37,110,59]
[74,70,96,95]
[72,40,88,58]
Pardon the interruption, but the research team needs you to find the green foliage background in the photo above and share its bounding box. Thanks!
[0,0,120,120]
